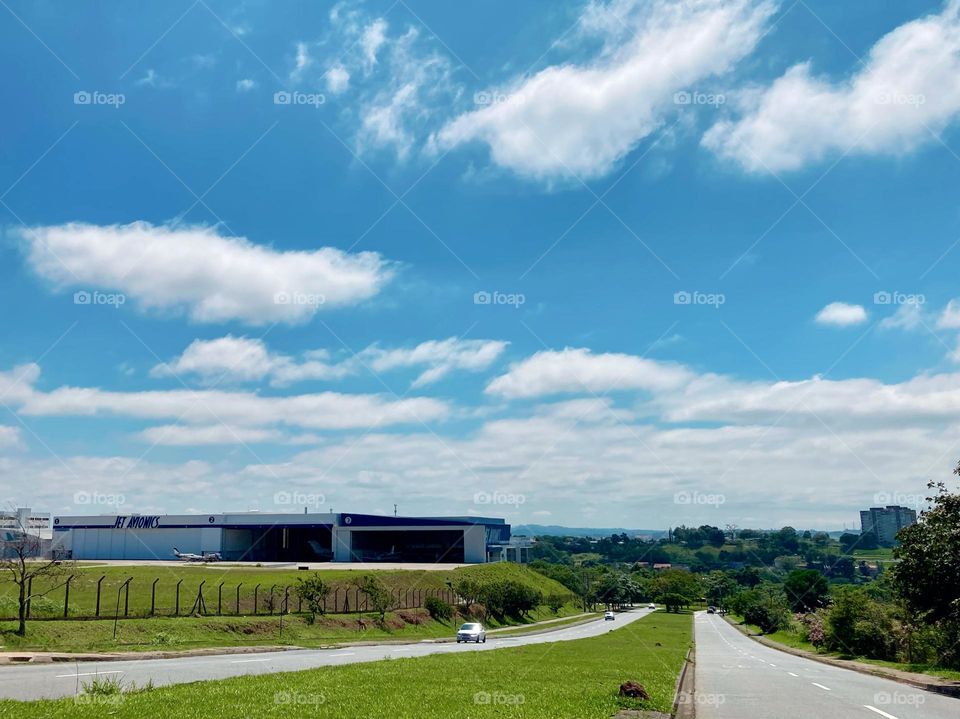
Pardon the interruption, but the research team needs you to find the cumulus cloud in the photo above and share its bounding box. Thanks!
[151,336,349,386]
[435,0,776,181]
[815,302,867,327]
[486,347,694,398]
[937,298,960,328]
[325,64,350,94]
[18,222,393,325]
[362,338,508,387]
[236,78,258,92]
[138,424,284,446]
[703,1,960,172]
[152,336,507,388]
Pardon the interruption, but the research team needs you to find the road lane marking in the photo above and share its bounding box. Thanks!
[864,706,899,719]
[768,663,777,667]
[788,672,799,677]
[230,658,272,664]
[56,671,124,678]
[811,683,832,691]
[335,652,355,656]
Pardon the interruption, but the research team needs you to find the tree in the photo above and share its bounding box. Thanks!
[651,569,701,609]
[729,586,790,634]
[0,529,71,636]
[354,575,393,622]
[783,569,830,612]
[294,573,331,622]
[703,571,738,609]
[825,586,897,660]
[893,479,960,625]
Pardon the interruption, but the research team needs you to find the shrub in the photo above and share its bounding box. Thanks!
[545,594,566,614]
[424,596,453,622]
[824,586,897,660]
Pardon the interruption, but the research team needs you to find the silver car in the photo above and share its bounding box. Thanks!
[456,622,487,643]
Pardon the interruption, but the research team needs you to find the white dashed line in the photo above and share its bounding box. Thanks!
[56,670,124,678]
[811,682,832,691]
[864,706,899,719]
[230,658,271,664]
[335,652,355,656]
[788,672,799,677]
[768,663,777,667]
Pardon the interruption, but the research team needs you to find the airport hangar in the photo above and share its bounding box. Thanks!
[52,512,513,564]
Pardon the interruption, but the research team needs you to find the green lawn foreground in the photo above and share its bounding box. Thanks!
[0,611,693,719]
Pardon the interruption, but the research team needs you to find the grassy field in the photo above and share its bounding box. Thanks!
[0,611,693,718]
[0,562,569,619]
[0,564,582,653]
[0,604,588,653]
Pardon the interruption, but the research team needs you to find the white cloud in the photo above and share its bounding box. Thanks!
[236,78,258,92]
[815,302,867,327]
[486,347,693,398]
[360,19,388,71]
[703,1,960,172]
[0,427,22,450]
[152,336,506,388]
[325,64,350,94]
[938,298,960,328]
[139,424,283,446]
[291,41,312,80]
[151,336,349,386]
[879,302,925,331]
[362,338,508,387]
[436,0,776,181]
[19,222,393,325]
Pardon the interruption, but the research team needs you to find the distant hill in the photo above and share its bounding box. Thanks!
[512,524,669,538]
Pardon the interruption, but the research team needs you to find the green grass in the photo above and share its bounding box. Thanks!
[0,563,579,653]
[0,603,587,653]
[1,562,568,619]
[0,611,693,718]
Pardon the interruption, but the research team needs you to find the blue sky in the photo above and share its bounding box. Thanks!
[2,0,960,530]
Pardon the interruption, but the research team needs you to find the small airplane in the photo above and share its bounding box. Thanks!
[173,547,222,562]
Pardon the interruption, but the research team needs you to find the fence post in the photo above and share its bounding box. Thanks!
[175,579,183,616]
[151,578,159,616]
[95,575,106,618]
[284,586,290,614]
[124,578,131,617]
[236,583,243,615]
[218,582,224,615]
[269,585,277,615]
[63,575,73,618]
[254,584,260,615]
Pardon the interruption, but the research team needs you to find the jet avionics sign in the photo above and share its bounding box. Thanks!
[113,515,161,529]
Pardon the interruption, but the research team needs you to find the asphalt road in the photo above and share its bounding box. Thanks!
[0,608,652,701]
[695,612,959,719]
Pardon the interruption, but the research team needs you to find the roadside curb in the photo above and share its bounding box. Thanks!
[0,644,292,665]
[724,617,960,699]
[672,645,696,719]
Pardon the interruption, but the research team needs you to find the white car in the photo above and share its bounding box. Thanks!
[604,611,616,620]
[647,603,656,609]
[456,622,487,643]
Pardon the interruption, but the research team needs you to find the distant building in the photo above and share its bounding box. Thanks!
[859,505,917,547]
